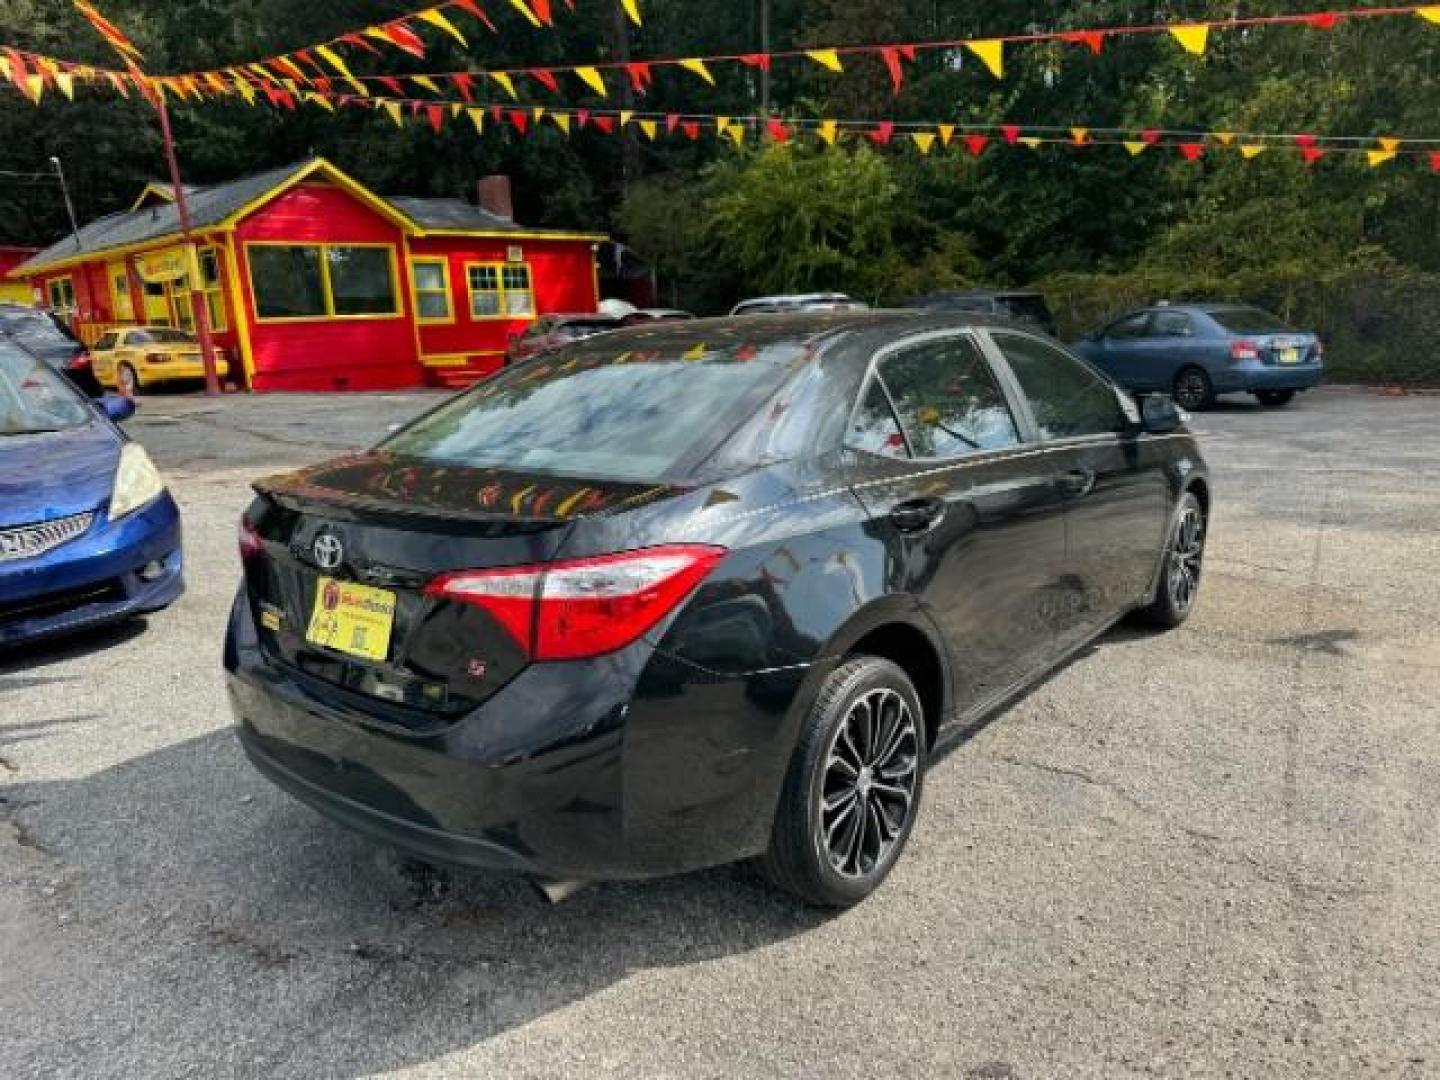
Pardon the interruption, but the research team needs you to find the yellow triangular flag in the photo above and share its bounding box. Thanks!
[639,119,658,140]
[23,74,43,103]
[727,124,746,147]
[621,0,643,26]
[489,71,518,99]
[716,116,732,134]
[1124,141,1147,156]
[619,109,634,127]
[307,92,335,112]
[315,44,354,79]
[506,0,543,29]
[965,40,1004,79]
[450,102,464,118]
[552,111,571,134]
[1240,144,1265,159]
[1213,131,1236,145]
[1379,137,1401,152]
[1071,127,1089,145]
[532,105,546,121]
[55,72,75,100]
[232,73,256,105]
[937,123,955,146]
[806,49,844,73]
[466,107,485,134]
[1020,136,1042,149]
[912,132,936,155]
[679,58,716,85]
[411,75,442,95]
[573,66,607,98]
[1367,149,1397,167]
[817,119,839,145]
[381,100,404,127]
[418,8,468,46]
[1417,7,1440,25]
[1170,25,1210,56]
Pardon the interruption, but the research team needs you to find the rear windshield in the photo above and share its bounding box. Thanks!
[382,337,809,482]
[1207,307,1291,334]
[0,343,92,435]
[129,329,196,345]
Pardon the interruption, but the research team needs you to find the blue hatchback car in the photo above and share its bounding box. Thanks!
[1074,304,1324,411]
[0,341,183,650]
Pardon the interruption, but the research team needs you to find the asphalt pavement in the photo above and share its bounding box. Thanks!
[2,386,1437,1078]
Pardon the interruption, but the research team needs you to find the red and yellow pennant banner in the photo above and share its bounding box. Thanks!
[0,44,125,103]
[143,3,1440,102]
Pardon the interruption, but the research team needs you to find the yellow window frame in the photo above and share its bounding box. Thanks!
[409,257,454,324]
[173,246,229,333]
[464,261,536,322]
[108,261,136,322]
[243,241,403,324]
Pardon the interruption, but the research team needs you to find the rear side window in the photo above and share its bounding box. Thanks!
[1151,310,1195,337]
[94,332,118,351]
[1105,312,1151,339]
[992,332,1126,440]
[383,338,809,482]
[855,335,1020,460]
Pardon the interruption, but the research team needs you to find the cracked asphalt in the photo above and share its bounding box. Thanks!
[2,387,1438,1079]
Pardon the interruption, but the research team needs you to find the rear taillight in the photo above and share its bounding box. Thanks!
[1314,340,1325,359]
[67,351,92,370]
[1229,341,1262,362]
[427,545,726,661]
[239,514,264,560]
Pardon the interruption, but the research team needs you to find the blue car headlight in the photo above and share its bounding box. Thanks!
[110,443,167,521]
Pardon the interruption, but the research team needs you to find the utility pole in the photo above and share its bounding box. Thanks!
[760,0,771,116]
[49,156,83,252]
[154,94,222,396]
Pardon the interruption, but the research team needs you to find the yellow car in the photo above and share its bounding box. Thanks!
[91,326,229,395]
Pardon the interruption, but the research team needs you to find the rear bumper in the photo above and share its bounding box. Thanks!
[224,591,810,880]
[1213,361,1324,394]
[0,494,184,648]
[137,357,230,383]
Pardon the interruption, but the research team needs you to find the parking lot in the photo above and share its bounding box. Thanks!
[2,387,1438,1078]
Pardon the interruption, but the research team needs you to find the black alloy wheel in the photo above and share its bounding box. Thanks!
[1173,367,1214,411]
[1134,491,1207,629]
[759,656,925,907]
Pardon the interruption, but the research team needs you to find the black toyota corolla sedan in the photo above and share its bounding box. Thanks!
[226,311,1210,907]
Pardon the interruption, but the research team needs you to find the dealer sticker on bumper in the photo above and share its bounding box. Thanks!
[305,576,396,661]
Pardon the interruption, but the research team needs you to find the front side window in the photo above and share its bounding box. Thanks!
[467,263,534,320]
[0,343,91,434]
[861,336,1020,460]
[411,258,452,322]
[249,246,325,319]
[993,332,1126,440]
[1105,312,1151,339]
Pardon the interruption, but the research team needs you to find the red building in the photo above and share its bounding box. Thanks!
[0,245,39,305]
[6,158,605,390]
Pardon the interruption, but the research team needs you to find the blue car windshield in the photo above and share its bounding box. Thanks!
[0,343,92,435]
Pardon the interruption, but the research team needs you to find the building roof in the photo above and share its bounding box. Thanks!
[12,157,604,278]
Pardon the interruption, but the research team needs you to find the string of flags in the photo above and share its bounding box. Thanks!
[151,3,1440,103]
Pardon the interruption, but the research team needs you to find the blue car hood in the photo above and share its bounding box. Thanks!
[0,422,119,528]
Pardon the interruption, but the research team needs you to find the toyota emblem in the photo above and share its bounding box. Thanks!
[312,530,344,571]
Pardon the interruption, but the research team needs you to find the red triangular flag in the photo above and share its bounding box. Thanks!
[1179,142,1204,161]
[1001,124,1021,145]
[681,120,700,140]
[1294,133,1318,148]
[1304,12,1338,30]
[1301,146,1325,166]
[867,120,894,145]
[376,75,404,96]
[1430,151,1440,174]
[508,109,529,133]
[380,22,427,59]
[531,0,554,25]
[341,33,381,55]
[964,133,989,157]
[665,113,680,134]
[738,53,771,71]
[593,115,615,133]
[426,104,444,133]
[767,118,790,143]
[529,68,559,94]
[626,62,653,93]
[879,48,906,94]
[576,108,590,128]
[452,0,498,33]
[1061,30,1106,55]
[1141,128,1162,145]
[451,72,475,102]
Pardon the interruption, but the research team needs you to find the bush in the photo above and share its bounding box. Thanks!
[1038,264,1440,386]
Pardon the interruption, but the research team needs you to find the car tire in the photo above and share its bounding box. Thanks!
[1133,491,1207,630]
[1173,366,1214,411]
[757,656,926,908]
[1255,390,1295,409]
[118,363,140,397]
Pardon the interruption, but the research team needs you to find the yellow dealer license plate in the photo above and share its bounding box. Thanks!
[1279,347,1301,364]
[305,576,396,662]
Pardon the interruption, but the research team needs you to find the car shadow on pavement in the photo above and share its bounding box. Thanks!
[2,726,826,1076]
[0,619,149,676]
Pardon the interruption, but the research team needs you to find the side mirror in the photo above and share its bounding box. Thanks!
[1140,394,1183,434]
[97,393,136,424]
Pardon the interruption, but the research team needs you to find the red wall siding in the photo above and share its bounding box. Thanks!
[410,235,597,386]
[234,183,422,392]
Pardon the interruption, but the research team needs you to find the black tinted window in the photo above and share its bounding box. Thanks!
[873,336,1019,459]
[384,338,808,481]
[849,380,909,458]
[993,333,1125,440]
[94,332,118,351]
